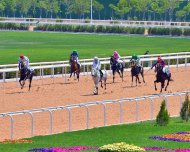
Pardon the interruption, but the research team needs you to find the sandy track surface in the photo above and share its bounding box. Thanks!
[0,67,189,140]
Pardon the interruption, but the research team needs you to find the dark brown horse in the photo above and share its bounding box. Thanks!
[110,56,125,83]
[69,56,80,81]
[130,59,145,86]
[19,61,35,92]
[154,64,172,93]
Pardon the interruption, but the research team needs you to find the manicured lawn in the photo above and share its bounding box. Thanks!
[0,118,190,152]
[0,31,189,64]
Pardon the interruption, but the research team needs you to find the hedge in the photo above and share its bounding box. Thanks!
[0,23,189,36]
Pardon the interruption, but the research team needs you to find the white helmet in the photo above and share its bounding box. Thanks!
[94,56,99,62]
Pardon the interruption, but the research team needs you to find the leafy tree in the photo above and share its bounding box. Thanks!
[17,0,31,17]
[180,94,190,122]
[109,0,131,20]
[176,10,186,21]
[72,0,90,19]
[62,0,74,19]
[156,100,170,126]
[0,0,5,16]
[135,0,151,20]
[93,0,104,20]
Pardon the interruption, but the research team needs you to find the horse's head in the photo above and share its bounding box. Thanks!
[130,59,137,68]
[155,63,163,74]
[110,56,116,65]
[19,61,27,72]
[70,56,77,63]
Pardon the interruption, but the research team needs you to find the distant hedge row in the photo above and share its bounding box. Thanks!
[0,23,190,36]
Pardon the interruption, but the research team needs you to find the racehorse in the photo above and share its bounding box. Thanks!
[130,59,145,86]
[91,68,107,95]
[19,61,35,92]
[110,56,125,83]
[69,56,80,81]
[154,63,172,93]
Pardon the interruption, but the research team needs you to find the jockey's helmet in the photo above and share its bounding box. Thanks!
[113,51,118,55]
[157,56,162,62]
[72,50,77,55]
[20,54,24,59]
[94,56,98,62]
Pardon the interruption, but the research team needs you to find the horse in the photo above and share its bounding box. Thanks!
[130,59,145,86]
[154,63,172,93]
[91,68,107,95]
[69,56,80,81]
[19,61,35,92]
[110,56,125,83]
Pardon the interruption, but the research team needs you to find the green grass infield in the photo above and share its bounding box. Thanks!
[0,117,190,152]
[0,31,189,65]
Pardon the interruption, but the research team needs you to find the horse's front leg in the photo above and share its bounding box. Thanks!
[113,71,115,83]
[141,71,145,83]
[165,79,169,91]
[101,80,103,88]
[104,80,106,90]
[160,83,163,93]
[131,75,133,86]
[154,81,157,91]
[70,72,72,78]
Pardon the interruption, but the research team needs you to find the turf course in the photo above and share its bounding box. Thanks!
[0,31,190,65]
[0,118,190,152]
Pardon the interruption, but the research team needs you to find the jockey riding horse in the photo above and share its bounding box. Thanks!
[110,55,124,83]
[19,61,34,91]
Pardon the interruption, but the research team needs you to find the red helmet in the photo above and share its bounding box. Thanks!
[157,56,161,61]
[20,54,24,59]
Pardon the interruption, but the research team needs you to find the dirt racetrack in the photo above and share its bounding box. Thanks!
[0,67,189,140]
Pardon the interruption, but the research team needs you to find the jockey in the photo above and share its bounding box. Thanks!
[130,54,141,67]
[151,56,169,76]
[70,50,80,69]
[92,56,103,80]
[112,51,124,67]
[18,54,30,74]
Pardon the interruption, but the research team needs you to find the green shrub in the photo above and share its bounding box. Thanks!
[184,29,190,36]
[170,28,182,36]
[180,94,190,122]
[99,142,145,152]
[156,100,170,126]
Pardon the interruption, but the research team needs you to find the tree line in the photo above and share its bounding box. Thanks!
[0,0,190,21]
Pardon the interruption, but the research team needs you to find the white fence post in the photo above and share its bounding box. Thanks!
[7,115,14,140]
[28,112,34,137]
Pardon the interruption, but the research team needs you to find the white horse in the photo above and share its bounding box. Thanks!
[91,68,107,95]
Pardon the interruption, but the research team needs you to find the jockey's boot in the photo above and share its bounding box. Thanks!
[77,64,80,70]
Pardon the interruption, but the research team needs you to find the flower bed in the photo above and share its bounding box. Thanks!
[0,139,32,144]
[150,131,190,142]
[99,142,145,152]
[145,147,190,151]
[28,146,98,152]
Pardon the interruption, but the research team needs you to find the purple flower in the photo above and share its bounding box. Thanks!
[28,146,98,152]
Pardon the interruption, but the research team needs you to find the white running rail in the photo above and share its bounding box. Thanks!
[0,91,189,139]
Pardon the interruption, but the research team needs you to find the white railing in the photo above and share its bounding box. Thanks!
[0,52,189,69]
[0,53,190,84]
[0,91,189,139]
[1,18,190,28]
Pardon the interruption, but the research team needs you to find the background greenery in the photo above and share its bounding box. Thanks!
[0,0,190,21]
[0,31,189,65]
[0,118,190,152]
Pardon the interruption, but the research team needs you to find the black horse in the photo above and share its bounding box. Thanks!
[154,64,172,93]
[110,56,125,83]
[69,56,80,81]
[130,59,145,86]
[19,61,35,91]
